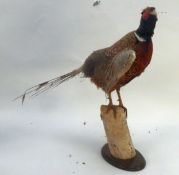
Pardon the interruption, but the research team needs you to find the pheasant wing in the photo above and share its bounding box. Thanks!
[104,49,136,92]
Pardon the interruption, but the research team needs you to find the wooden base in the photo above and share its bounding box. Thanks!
[101,144,146,171]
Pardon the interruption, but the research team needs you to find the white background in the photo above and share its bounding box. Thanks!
[1,0,179,174]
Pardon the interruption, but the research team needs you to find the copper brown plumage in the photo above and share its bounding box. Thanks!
[16,7,157,112]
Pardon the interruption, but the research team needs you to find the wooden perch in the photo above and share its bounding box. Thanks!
[101,105,136,160]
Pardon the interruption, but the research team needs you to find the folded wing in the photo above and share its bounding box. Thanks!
[104,49,136,92]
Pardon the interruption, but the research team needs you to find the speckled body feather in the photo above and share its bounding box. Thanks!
[83,31,153,93]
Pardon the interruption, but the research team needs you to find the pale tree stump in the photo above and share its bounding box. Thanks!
[100,105,146,171]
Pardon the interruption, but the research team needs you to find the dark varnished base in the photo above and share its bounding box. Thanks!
[101,144,146,171]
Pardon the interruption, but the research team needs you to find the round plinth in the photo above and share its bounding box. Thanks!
[101,144,146,171]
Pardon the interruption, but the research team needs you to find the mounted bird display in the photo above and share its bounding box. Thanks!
[16,7,158,114]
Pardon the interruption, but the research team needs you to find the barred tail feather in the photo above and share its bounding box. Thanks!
[15,66,83,104]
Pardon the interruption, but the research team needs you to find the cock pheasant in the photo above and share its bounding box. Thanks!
[17,7,157,113]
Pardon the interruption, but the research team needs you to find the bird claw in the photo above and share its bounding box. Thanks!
[119,105,128,118]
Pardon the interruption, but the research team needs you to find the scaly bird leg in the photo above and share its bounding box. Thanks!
[106,93,116,117]
[108,92,113,106]
[116,89,128,117]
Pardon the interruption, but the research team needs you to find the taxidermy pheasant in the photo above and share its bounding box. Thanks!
[17,7,157,113]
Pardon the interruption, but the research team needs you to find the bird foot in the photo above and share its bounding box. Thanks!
[118,105,128,118]
[106,104,117,118]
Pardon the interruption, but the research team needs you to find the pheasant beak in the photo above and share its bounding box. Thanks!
[150,8,158,19]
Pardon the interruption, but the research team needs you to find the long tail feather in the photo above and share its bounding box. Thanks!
[14,66,83,104]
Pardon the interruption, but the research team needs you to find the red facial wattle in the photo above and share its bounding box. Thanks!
[142,11,150,20]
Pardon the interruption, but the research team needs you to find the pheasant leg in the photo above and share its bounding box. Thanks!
[116,89,127,117]
[106,93,116,117]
